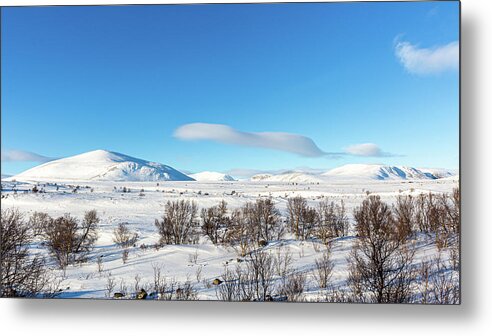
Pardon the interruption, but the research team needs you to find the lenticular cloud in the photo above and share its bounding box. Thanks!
[174,123,327,157]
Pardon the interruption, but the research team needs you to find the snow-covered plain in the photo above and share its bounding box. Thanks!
[1,174,458,300]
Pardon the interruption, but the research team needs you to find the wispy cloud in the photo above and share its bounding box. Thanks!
[174,123,398,159]
[174,123,327,157]
[1,149,54,163]
[395,40,459,75]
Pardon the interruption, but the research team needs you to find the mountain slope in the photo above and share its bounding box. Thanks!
[418,167,457,179]
[10,150,194,182]
[251,172,322,183]
[322,164,439,180]
[190,171,236,182]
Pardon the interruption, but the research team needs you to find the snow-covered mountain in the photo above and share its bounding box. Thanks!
[190,171,236,182]
[418,167,457,179]
[322,164,442,180]
[9,150,194,182]
[251,172,322,183]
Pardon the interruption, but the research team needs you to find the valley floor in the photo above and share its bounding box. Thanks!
[0,178,459,301]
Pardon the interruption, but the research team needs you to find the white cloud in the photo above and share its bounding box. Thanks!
[395,40,459,75]
[174,123,397,159]
[1,149,53,163]
[174,123,327,157]
[344,143,395,157]
[345,143,382,156]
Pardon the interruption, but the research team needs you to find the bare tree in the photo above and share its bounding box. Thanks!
[1,209,56,297]
[414,189,460,250]
[313,248,334,289]
[215,266,240,301]
[105,273,116,298]
[175,280,197,300]
[251,198,281,243]
[274,248,293,279]
[201,200,230,244]
[113,222,138,247]
[28,211,51,237]
[348,196,415,303]
[421,254,460,304]
[247,251,276,301]
[287,196,317,240]
[155,200,198,245]
[282,272,306,302]
[43,210,99,268]
[287,196,306,240]
[316,200,349,244]
[393,195,416,241]
[228,206,255,256]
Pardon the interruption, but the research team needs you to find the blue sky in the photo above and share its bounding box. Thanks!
[1,2,459,176]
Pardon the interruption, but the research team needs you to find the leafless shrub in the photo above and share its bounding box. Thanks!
[393,195,416,241]
[321,286,355,303]
[414,188,460,250]
[118,278,128,296]
[235,264,255,301]
[201,200,231,245]
[247,250,276,301]
[43,210,99,268]
[113,223,138,247]
[216,266,240,301]
[313,248,334,289]
[152,263,167,298]
[188,249,199,264]
[287,196,317,240]
[316,200,349,243]
[28,211,51,237]
[449,238,460,271]
[1,208,56,297]
[228,207,255,257]
[195,265,203,283]
[122,249,129,264]
[133,274,141,295]
[274,248,293,279]
[282,272,306,302]
[348,196,415,303]
[175,279,197,300]
[105,273,116,298]
[421,254,460,304]
[418,260,431,304]
[251,198,281,243]
[155,200,198,245]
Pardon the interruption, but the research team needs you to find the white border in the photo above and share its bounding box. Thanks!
[1,1,491,335]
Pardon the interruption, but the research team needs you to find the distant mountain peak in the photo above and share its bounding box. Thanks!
[10,150,194,182]
[322,164,446,180]
[190,171,236,182]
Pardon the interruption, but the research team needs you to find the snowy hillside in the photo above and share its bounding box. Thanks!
[250,174,273,181]
[190,171,236,182]
[322,164,443,180]
[418,167,457,179]
[9,150,194,182]
[251,172,322,183]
